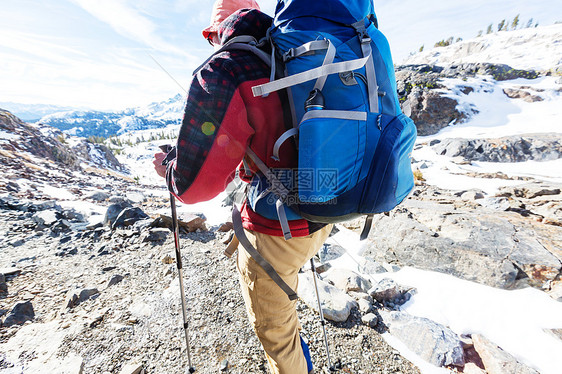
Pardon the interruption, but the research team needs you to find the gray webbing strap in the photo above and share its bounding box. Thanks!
[246,148,291,199]
[272,128,299,161]
[283,40,330,61]
[262,42,277,98]
[241,158,253,178]
[351,19,379,113]
[222,43,272,67]
[361,41,379,113]
[276,199,293,240]
[255,185,272,202]
[252,54,370,97]
[272,110,367,161]
[232,206,298,300]
[313,40,337,92]
[193,36,271,75]
[246,148,294,240]
[301,109,367,122]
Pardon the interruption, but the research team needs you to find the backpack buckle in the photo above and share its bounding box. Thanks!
[283,48,296,62]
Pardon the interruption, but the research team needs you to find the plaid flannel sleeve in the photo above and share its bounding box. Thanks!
[167,55,240,199]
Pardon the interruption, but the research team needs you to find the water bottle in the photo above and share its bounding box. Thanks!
[304,89,325,111]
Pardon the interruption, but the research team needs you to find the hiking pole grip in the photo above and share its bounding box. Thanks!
[170,195,183,270]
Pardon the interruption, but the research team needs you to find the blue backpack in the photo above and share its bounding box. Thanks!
[225,0,417,300]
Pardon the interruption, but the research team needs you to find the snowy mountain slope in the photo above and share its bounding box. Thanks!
[0,109,126,175]
[38,94,185,138]
[392,24,562,195]
[403,24,562,71]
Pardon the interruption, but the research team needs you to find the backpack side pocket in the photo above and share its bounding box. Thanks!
[360,113,417,214]
[298,109,367,204]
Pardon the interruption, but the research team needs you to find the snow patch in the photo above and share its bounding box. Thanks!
[404,24,562,71]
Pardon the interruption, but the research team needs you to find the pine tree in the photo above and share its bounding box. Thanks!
[477,30,483,37]
[419,45,424,52]
[526,18,534,28]
[486,24,493,34]
[511,14,520,30]
[498,19,505,32]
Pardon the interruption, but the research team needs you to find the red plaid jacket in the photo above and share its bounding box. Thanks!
[167,9,324,237]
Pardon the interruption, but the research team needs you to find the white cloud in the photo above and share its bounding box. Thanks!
[0,31,91,68]
[70,0,187,56]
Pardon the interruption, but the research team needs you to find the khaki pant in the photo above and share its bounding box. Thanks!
[236,225,332,374]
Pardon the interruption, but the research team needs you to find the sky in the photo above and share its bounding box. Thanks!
[1,0,560,111]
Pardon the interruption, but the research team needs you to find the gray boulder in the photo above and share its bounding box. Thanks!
[431,134,562,163]
[322,268,372,293]
[361,197,562,290]
[126,191,146,204]
[0,195,32,211]
[65,288,100,309]
[318,243,346,262]
[497,183,561,199]
[86,190,110,202]
[34,200,63,212]
[357,298,373,314]
[108,274,125,287]
[142,228,169,242]
[361,313,378,328]
[380,310,464,367]
[369,278,411,303]
[2,301,35,327]
[298,273,357,322]
[32,210,60,227]
[503,88,543,103]
[112,207,149,229]
[104,201,133,227]
[407,90,467,136]
[472,334,539,374]
[357,257,388,275]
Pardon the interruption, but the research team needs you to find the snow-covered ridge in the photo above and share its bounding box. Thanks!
[37,94,185,138]
[403,24,562,71]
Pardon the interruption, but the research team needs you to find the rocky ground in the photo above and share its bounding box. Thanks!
[0,191,420,374]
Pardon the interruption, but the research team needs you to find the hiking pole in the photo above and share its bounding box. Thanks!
[310,258,335,372]
[170,193,196,373]
[160,145,196,373]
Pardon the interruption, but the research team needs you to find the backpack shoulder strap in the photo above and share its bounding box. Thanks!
[192,35,272,76]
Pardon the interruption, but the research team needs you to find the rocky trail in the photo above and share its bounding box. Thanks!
[0,190,420,374]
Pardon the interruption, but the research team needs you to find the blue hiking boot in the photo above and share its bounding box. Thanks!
[300,336,313,374]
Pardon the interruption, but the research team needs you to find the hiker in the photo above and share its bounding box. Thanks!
[153,0,332,372]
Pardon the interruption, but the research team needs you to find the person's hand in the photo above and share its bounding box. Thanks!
[153,152,168,178]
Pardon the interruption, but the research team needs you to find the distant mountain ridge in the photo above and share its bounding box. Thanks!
[0,102,82,122]
[36,94,185,138]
